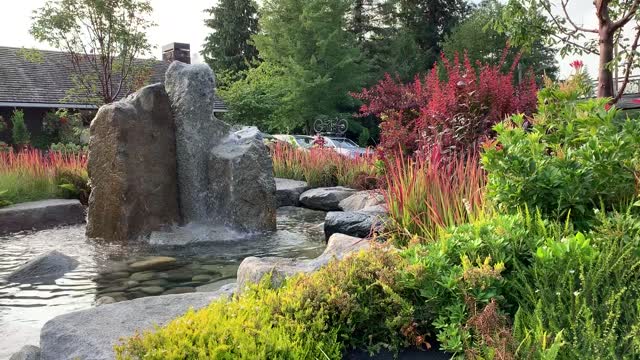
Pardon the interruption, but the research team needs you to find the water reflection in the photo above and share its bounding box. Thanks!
[0,206,326,358]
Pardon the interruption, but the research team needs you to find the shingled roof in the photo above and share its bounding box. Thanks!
[0,46,227,111]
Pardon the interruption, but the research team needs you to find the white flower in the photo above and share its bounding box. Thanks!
[573,291,581,297]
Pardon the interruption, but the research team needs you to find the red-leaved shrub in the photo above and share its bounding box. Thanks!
[352,49,538,157]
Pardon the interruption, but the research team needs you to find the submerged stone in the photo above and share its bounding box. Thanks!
[6,250,78,284]
[128,256,177,271]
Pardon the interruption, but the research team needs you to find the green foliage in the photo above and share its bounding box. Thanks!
[54,168,90,205]
[482,79,640,227]
[0,190,13,208]
[30,0,155,104]
[116,247,414,358]
[10,109,31,147]
[219,62,296,132]
[395,0,470,69]
[202,0,259,84]
[42,109,86,145]
[442,0,558,82]
[50,142,88,155]
[512,211,640,359]
[0,115,7,132]
[223,0,366,132]
[399,214,537,356]
[358,127,370,147]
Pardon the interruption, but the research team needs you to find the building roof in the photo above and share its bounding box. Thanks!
[0,46,227,111]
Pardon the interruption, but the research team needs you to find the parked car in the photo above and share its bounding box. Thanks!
[272,134,315,149]
[322,136,368,158]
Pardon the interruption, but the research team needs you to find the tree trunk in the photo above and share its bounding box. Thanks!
[598,29,615,98]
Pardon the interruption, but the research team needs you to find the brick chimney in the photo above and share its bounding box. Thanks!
[162,42,190,64]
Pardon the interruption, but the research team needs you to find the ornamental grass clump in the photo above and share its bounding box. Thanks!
[0,149,87,205]
[270,142,378,188]
[384,147,487,245]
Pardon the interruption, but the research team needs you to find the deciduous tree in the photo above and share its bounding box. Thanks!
[30,0,155,105]
[499,0,640,101]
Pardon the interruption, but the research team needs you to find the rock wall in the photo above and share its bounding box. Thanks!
[86,84,180,241]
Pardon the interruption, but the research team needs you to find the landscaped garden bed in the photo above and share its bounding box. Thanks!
[113,67,640,360]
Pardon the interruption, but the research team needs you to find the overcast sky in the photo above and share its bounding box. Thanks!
[0,0,604,77]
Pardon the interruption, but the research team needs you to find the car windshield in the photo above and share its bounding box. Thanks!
[330,138,358,148]
[293,136,314,148]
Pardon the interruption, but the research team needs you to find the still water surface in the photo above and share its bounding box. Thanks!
[0,206,326,358]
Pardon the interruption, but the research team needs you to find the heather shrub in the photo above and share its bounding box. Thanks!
[511,210,640,359]
[482,80,640,227]
[399,213,551,357]
[116,247,415,359]
[353,50,537,157]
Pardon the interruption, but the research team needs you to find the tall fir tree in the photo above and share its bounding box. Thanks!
[396,0,470,69]
[202,0,259,84]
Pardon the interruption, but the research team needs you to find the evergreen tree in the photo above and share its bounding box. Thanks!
[202,0,259,84]
[244,0,366,132]
[396,0,470,68]
[10,110,30,147]
[442,0,558,82]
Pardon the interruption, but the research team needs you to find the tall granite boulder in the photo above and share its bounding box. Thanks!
[209,127,277,231]
[86,84,180,241]
[164,61,230,222]
[165,61,276,230]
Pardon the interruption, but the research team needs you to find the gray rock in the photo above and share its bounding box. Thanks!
[9,345,40,360]
[6,250,78,284]
[139,286,165,295]
[139,279,169,287]
[128,256,177,272]
[237,233,369,289]
[129,272,154,282]
[192,274,212,282]
[338,190,385,211]
[165,270,193,282]
[0,199,85,235]
[99,271,129,280]
[95,296,116,306]
[87,83,180,241]
[275,178,309,207]
[208,127,277,231]
[164,61,230,222]
[324,211,387,239]
[162,287,196,295]
[299,187,357,211]
[39,285,237,360]
[196,277,237,292]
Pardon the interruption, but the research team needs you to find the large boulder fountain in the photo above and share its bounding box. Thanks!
[87,61,277,241]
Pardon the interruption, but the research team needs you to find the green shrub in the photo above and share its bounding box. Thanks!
[50,142,88,155]
[42,109,86,145]
[116,247,415,359]
[54,168,90,205]
[512,210,640,359]
[11,109,30,147]
[482,86,640,227]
